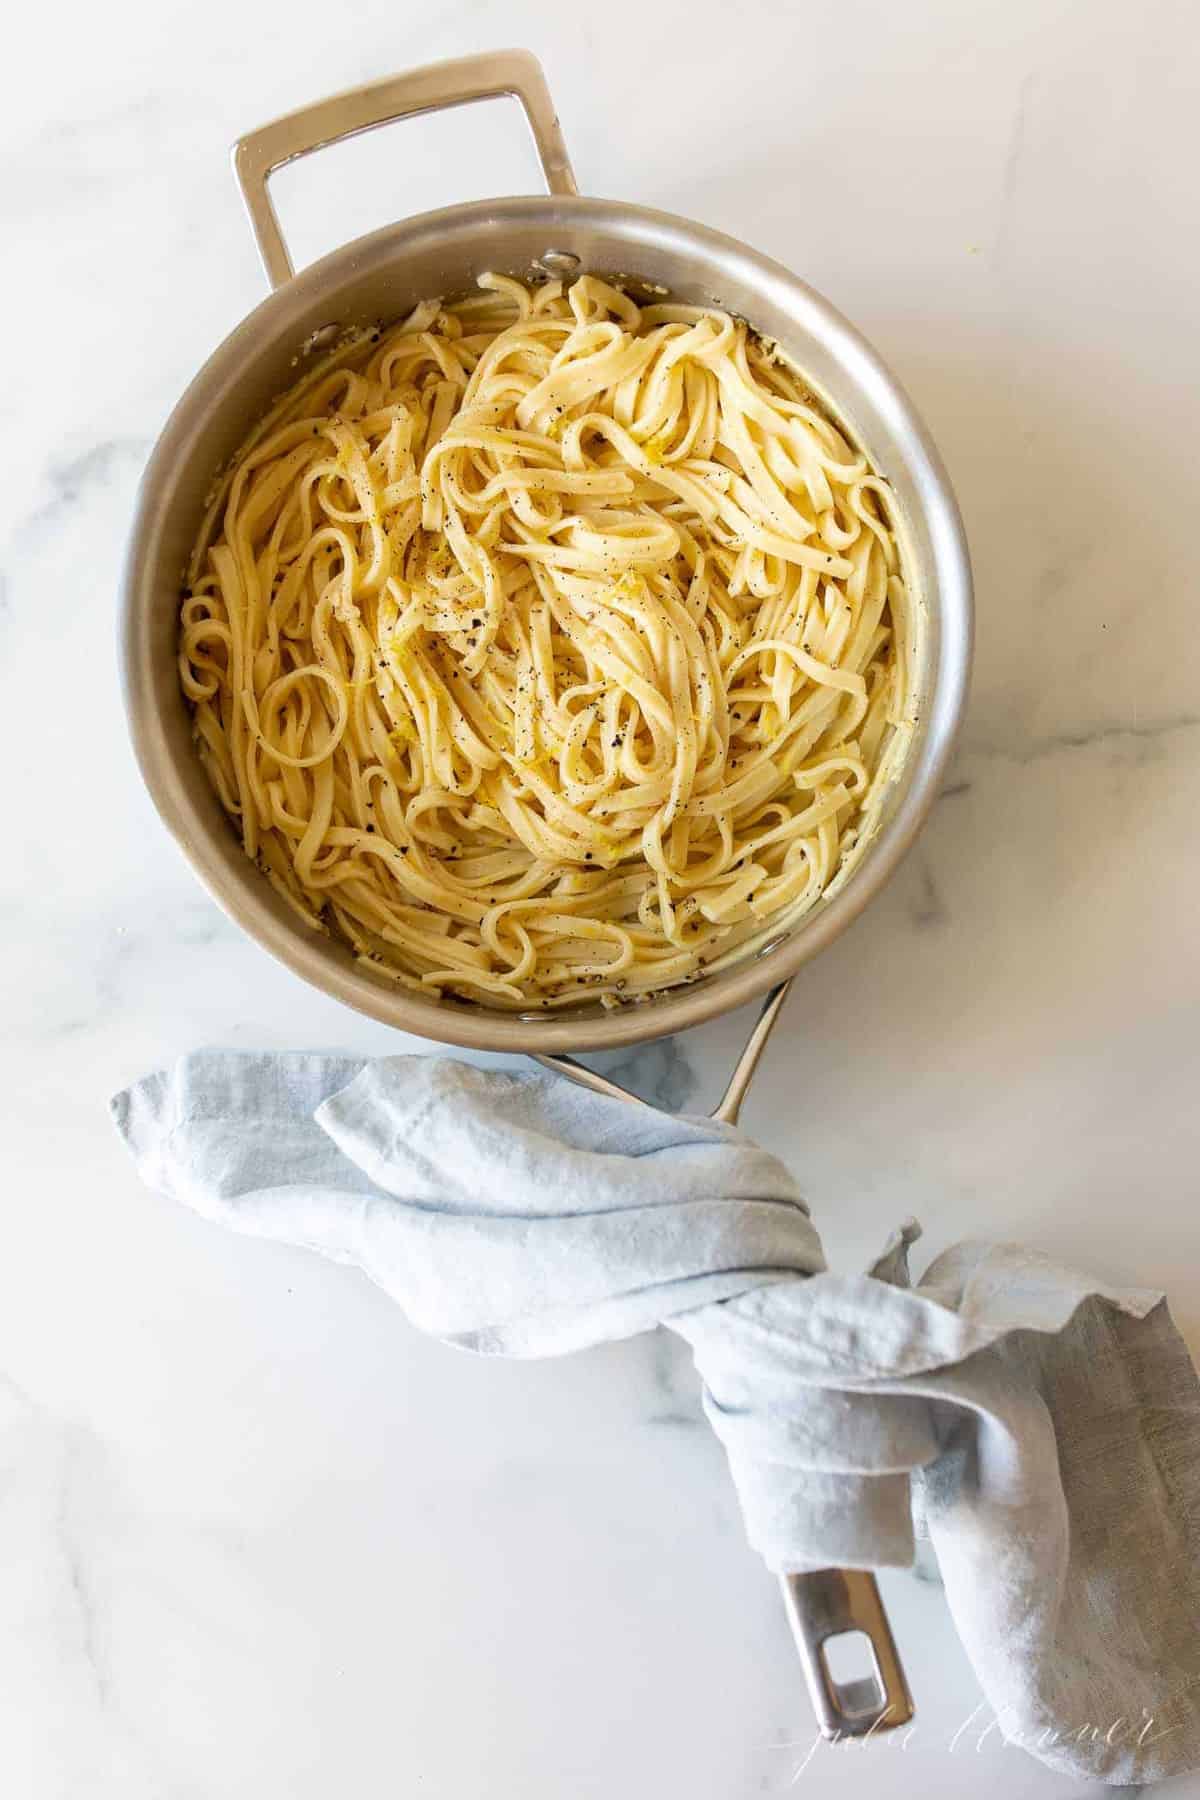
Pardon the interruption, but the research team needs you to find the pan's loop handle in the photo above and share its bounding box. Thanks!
[532,979,792,1126]
[233,49,578,290]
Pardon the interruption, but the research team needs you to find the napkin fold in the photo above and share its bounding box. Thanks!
[111,1050,1200,1784]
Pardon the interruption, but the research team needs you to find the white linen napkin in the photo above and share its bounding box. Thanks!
[111,1050,1200,1784]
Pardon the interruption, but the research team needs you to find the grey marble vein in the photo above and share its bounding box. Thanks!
[908,857,950,931]
[968,712,1200,767]
[55,1436,111,1710]
[16,438,150,540]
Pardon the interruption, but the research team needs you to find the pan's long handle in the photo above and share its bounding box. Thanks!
[233,50,577,288]
[783,1569,913,1739]
[536,980,913,1738]
[532,979,792,1127]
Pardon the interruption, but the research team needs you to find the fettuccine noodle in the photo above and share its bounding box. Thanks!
[180,273,917,1009]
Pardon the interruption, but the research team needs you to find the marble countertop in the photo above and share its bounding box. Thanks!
[5,0,1198,1792]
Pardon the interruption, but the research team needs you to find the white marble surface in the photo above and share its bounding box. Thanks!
[4,0,1199,1792]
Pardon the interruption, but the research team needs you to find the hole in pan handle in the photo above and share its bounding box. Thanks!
[536,985,915,1738]
[232,49,579,290]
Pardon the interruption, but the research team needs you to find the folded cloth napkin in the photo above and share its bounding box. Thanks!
[111,1051,1200,1784]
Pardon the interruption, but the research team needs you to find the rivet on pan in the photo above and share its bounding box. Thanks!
[302,322,343,355]
[537,249,581,278]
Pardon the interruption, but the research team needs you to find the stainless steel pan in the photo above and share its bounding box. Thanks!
[121,49,972,1739]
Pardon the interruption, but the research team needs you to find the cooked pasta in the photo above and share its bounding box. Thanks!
[179,273,917,1009]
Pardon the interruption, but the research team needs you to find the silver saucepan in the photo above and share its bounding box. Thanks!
[121,49,972,1738]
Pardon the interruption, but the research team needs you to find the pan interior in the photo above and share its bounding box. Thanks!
[123,197,967,1053]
